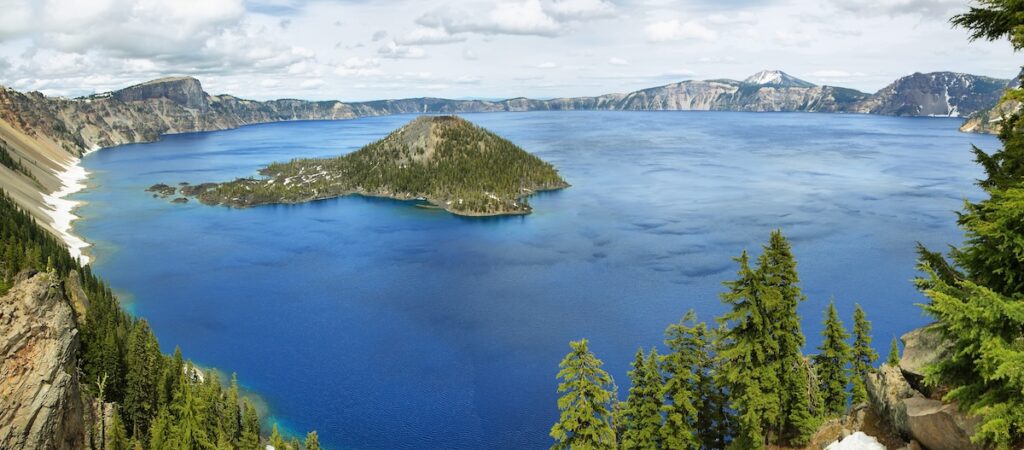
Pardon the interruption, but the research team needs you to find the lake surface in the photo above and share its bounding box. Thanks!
[73,111,994,449]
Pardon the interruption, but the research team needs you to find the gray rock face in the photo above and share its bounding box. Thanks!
[899,325,951,392]
[857,72,1009,117]
[866,363,920,437]
[113,76,209,111]
[0,271,85,450]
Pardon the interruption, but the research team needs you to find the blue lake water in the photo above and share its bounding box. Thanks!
[73,111,995,449]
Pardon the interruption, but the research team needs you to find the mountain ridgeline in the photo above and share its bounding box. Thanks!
[0,69,1009,159]
[179,116,569,216]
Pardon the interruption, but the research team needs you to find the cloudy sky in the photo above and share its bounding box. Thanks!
[0,0,1016,101]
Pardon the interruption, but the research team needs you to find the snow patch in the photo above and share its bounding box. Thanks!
[42,148,98,265]
[825,432,885,450]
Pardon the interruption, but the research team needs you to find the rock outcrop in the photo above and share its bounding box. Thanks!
[864,325,981,450]
[0,270,85,450]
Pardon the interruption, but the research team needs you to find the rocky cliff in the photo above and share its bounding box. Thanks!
[856,72,1009,117]
[0,270,85,450]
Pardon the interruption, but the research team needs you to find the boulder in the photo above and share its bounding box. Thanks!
[865,363,920,437]
[904,397,979,450]
[0,272,85,450]
[899,325,951,392]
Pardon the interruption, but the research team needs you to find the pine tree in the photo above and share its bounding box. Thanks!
[239,399,260,450]
[757,230,816,445]
[887,337,900,366]
[123,320,163,437]
[173,383,213,450]
[550,339,617,450]
[716,251,779,449]
[850,304,878,405]
[149,408,174,450]
[659,311,703,450]
[304,431,322,450]
[270,424,287,450]
[815,301,851,416]
[620,348,663,450]
[108,408,130,450]
[226,373,242,446]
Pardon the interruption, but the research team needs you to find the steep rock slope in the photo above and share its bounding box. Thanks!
[857,72,1009,117]
[0,271,85,450]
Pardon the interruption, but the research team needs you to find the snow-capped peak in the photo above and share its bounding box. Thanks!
[743,70,815,88]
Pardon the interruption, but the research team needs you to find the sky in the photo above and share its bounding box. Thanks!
[0,0,1018,101]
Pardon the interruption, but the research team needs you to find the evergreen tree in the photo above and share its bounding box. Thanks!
[123,320,163,437]
[172,383,213,450]
[850,304,878,405]
[619,348,663,450]
[814,301,851,416]
[239,399,261,450]
[757,230,816,445]
[304,431,322,450]
[659,311,703,450]
[108,408,130,450]
[887,337,900,366]
[270,424,287,450]
[550,339,617,450]
[226,373,242,446]
[716,251,778,449]
[149,408,173,450]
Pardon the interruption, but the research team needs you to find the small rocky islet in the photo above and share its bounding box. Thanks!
[155,115,569,216]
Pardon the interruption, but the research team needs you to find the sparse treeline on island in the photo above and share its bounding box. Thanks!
[551,230,879,450]
[0,192,320,450]
[174,115,569,216]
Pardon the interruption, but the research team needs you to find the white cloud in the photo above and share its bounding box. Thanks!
[535,61,558,69]
[645,19,717,42]
[378,41,427,59]
[417,0,562,37]
[608,57,629,66]
[541,0,616,20]
[462,48,479,60]
[334,57,382,77]
[827,0,962,18]
[396,27,466,46]
[299,79,325,89]
[707,12,757,26]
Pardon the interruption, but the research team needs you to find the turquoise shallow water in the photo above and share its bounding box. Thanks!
[73,111,995,449]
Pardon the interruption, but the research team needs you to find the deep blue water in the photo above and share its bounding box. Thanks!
[73,111,995,449]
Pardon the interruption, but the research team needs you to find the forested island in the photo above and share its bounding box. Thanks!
[176,115,569,216]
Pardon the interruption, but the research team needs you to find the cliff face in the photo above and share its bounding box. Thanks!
[856,72,1009,117]
[0,271,85,450]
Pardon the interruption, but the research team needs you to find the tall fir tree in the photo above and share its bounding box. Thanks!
[239,399,261,450]
[716,251,779,449]
[550,339,617,450]
[226,373,242,446]
[814,301,851,416]
[305,431,322,450]
[850,304,878,405]
[172,382,213,450]
[270,424,287,450]
[122,320,163,437]
[659,311,704,450]
[757,230,816,445]
[108,408,130,450]
[620,348,663,450]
